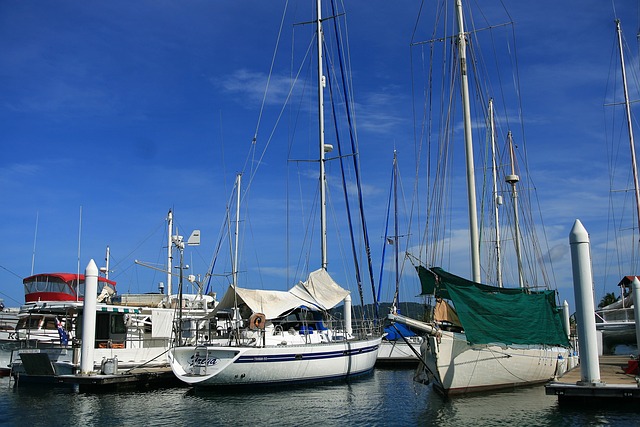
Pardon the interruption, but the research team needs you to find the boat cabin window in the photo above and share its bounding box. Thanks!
[70,279,85,298]
[111,314,126,334]
[16,316,42,330]
[82,312,126,348]
[24,277,71,295]
[42,317,58,331]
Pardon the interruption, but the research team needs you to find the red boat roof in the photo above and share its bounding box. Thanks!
[23,273,117,287]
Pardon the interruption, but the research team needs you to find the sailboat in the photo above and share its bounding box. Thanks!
[595,19,640,355]
[167,1,382,387]
[389,0,571,395]
[377,151,423,365]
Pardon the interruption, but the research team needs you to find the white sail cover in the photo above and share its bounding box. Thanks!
[289,268,350,310]
[208,269,349,320]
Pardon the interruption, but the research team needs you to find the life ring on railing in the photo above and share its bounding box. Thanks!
[249,312,266,330]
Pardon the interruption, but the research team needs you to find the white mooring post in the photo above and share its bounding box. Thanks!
[80,259,99,375]
[632,278,640,355]
[562,300,571,340]
[569,219,601,385]
[344,294,352,335]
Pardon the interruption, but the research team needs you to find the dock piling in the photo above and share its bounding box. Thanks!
[569,219,601,385]
[80,259,98,375]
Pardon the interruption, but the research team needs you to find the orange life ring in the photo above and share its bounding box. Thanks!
[249,312,266,330]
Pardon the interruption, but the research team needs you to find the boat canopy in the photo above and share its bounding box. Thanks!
[384,322,416,340]
[417,266,570,347]
[23,273,116,287]
[23,273,117,303]
[208,269,350,320]
[19,301,140,314]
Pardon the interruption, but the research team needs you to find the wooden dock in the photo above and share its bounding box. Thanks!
[13,366,184,393]
[546,355,640,404]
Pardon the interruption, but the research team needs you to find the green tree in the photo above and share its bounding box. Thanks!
[598,292,619,308]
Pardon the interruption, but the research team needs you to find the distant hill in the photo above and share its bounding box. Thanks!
[330,301,431,322]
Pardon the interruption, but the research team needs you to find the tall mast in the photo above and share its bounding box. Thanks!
[31,212,38,276]
[233,174,241,288]
[505,131,524,288]
[615,19,640,235]
[393,151,400,306]
[488,99,503,287]
[104,246,110,280]
[455,0,481,282]
[230,174,242,337]
[317,0,328,270]
[167,209,173,299]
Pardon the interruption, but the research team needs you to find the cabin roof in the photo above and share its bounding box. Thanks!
[23,273,116,287]
[617,276,640,288]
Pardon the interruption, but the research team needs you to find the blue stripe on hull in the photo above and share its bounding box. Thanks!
[234,344,380,363]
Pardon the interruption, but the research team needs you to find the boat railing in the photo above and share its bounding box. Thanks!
[325,318,383,340]
[595,306,635,323]
[15,330,63,345]
[175,315,383,346]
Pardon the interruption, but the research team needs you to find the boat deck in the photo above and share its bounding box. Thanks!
[13,367,183,392]
[546,355,640,403]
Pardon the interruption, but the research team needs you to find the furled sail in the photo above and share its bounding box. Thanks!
[417,266,569,347]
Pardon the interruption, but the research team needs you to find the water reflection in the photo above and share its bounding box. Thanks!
[2,370,640,426]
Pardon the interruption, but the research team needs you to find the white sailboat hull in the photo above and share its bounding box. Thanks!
[419,331,569,395]
[377,337,422,364]
[169,337,382,386]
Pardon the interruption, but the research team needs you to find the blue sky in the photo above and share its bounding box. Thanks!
[0,0,638,313]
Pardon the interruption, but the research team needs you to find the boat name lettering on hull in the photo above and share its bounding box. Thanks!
[190,355,219,366]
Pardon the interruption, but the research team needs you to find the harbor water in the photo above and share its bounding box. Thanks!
[1,368,638,426]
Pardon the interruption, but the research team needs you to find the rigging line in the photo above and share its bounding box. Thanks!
[411,0,427,45]
[397,158,414,284]
[248,0,290,162]
[603,21,630,282]
[244,35,315,201]
[173,218,209,268]
[290,159,310,283]
[431,40,458,269]
[218,109,230,220]
[0,275,22,306]
[417,5,444,264]
[409,39,423,266]
[0,265,22,279]
[325,57,365,311]
[377,157,395,303]
[110,219,165,281]
[31,211,38,276]
[329,0,375,314]
[434,19,456,267]
[413,2,445,265]
[411,20,512,47]
[204,203,232,294]
[202,176,243,293]
[325,176,364,315]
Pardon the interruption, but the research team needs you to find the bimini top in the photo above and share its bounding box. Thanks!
[23,273,117,303]
[208,268,350,320]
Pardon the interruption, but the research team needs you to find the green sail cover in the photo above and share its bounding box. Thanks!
[418,266,570,347]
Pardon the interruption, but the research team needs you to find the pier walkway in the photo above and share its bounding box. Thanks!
[546,355,640,403]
